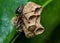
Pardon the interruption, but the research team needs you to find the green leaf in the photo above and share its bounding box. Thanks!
[0,0,60,43]
[0,0,27,43]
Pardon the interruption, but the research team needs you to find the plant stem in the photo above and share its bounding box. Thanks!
[11,34,19,43]
[42,0,52,8]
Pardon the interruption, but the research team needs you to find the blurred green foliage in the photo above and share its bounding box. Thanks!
[0,0,60,43]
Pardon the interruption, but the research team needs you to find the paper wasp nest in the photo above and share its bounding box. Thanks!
[12,2,44,38]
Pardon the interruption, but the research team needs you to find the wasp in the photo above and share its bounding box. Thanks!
[15,5,24,33]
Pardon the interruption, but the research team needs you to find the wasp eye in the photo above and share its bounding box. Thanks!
[16,6,24,14]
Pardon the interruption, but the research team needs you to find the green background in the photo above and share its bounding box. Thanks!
[0,0,60,43]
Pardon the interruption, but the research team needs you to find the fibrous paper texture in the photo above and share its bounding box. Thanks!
[22,2,44,38]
